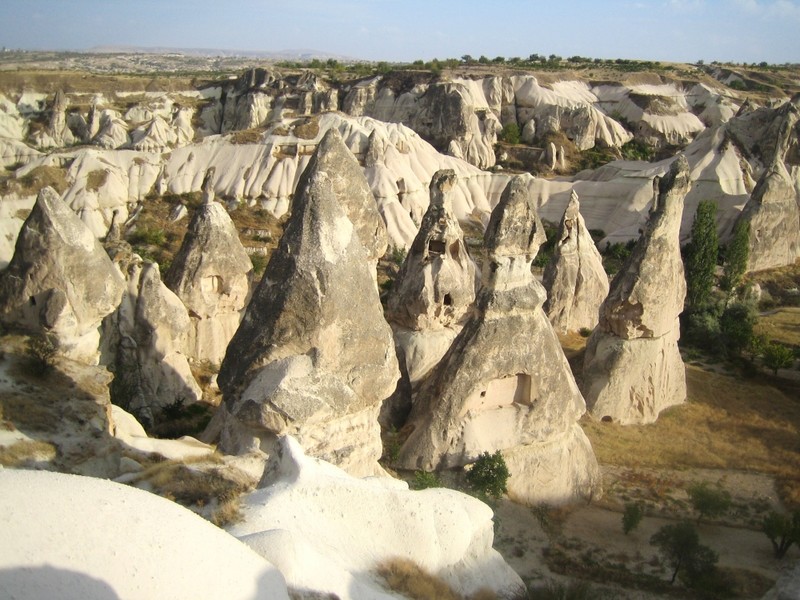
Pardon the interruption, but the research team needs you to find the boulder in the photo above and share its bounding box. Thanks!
[582,156,689,424]
[216,162,399,477]
[543,190,609,333]
[735,105,800,273]
[395,176,601,505]
[229,436,526,600]
[0,186,125,363]
[165,168,253,365]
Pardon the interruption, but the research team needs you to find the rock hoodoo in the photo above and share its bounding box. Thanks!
[215,156,399,476]
[103,252,202,429]
[395,176,601,505]
[384,169,477,424]
[165,168,254,365]
[735,105,800,273]
[542,190,609,333]
[0,186,125,363]
[582,156,690,425]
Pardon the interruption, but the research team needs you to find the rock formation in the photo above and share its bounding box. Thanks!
[735,105,800,273]
[543,190,609,333]
[384,169,477,424]
[582,156,690,425]
[165,168,253,365]
[215,159,399,476]
[230,436,526,600]
[395,176,601,505]
[32,89,75,149]
[0,186,125,363]
[294,127,389,272]
[103,246,202,429]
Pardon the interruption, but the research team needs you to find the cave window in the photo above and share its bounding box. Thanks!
[450,242,460,261]
[29,296,36,306]
[443,293,453,306]
[428,239,446,254]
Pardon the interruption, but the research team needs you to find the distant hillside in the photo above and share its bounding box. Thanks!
[87,45,357,62]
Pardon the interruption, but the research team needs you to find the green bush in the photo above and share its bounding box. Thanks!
[650,521,718,585]
[688,482,731,522]
[128,226,166,247]
[466,451,510,500]
[761,341,794,375]
[499,122,521,145]
[411,470,442,490]
[719,302,756,356]
[622,502,644,535]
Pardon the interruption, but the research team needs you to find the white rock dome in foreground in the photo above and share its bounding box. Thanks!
[0,468,289,600]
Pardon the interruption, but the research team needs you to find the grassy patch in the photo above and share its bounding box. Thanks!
[0,439,57,467]
[85,168,109,192]
[584,364,800,507]
[227,127,265,144]
[375,558,461,600]
[0,165,69,196]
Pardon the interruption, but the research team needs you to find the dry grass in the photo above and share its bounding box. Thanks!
[1,165,69,196]
[85,169,109,193]
[584,363,800,507]
[292,116,320,140]
[375,558,460,600]
[227,127,266,145]
[211,498,244,527]
[0,439,57,467]
[755,307,800,348]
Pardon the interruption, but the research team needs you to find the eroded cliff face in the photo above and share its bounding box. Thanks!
[582,156,690,425]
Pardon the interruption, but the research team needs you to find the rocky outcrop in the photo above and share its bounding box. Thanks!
[32,89,75,149]
[0,187,125,363]
[395,176,601,505]
[230,435,525,600]
[543,190,609,332]
[103,246,202,429]
[93,110,130,149]
[384,170,477,425]
[165,168,253,365]
[582,156,690,425]
[130,115,178,152]
[735,105,800,272]
[215,157,399,476]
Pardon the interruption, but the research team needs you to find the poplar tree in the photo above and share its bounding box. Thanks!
[684,201,719,309]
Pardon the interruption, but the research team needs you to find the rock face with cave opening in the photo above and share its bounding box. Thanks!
[215,143,399,477]
[394,176,601,505]
[582,156,689,425]
[383,169,477,425]
[0,186,125,363]
[164,168,254,365]
[542,190,609,333]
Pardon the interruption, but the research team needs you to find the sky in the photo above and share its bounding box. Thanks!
[0,0,798,64]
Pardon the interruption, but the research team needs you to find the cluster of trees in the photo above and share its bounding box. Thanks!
[682,201,795,374]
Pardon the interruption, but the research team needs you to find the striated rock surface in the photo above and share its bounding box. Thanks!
[165,168,253,365]
[543,190,609,332]
[230,436,526,600]
[395,176,601,505]
[103,249,202,429]
[582,156,689,425]
[216,162,399,476]
[735,105,800,273]
[0,187,125,363]
[32,89,75,149]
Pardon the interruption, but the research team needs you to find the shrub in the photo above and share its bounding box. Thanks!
[250,253,268,276]
[622,502,644,534]
[688,482,731,522]
[578,327,593,338]
[719,302,756,356]
[761,341,794,375]
[376,557,460,600]
[499,122,521,145]
[128,226,166,247]
[25,333,58,376]
[412,470,441,490]
[466,451,510,500]
[650,521,718,585]
[762,510,800,559]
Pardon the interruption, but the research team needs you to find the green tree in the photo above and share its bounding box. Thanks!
[762,510,800,559]
[650,521,718,585]
[466,451,510,500]
[684,201,719,309]
[688,482,731,523]
[719,302,756,356]
[761,341,794,375]
[721,218,749,292]
[411,470,441,490]
[622,502,644,535]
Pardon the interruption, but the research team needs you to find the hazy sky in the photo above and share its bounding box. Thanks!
[1,0,798,64]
